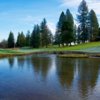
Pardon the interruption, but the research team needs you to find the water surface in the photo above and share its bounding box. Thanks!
[0,55,100,100]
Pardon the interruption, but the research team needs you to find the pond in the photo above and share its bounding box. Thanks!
[0,54,100,100]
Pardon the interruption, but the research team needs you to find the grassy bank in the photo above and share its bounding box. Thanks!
[0,42,100,58]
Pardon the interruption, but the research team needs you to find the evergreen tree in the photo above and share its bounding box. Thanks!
[16,32,21,47]
[89,10,99,41]
[20,32,26,47]
[16,32,26,47]
[61,20,69,45]
[66,9,75,45]
[77,26,81,44]
[26,30,31,47]
[40,18,52,47]
[60,9,74,45]
[77,0,89,43]
[99,28,100,37]
[73,25,77,44]
[57,12,66,31]
[56,12,66,46]
[31,24,40,48]
[54,30,61,46]
[7,31,15,48]
[96,28,100,41]
[47,29,53,45]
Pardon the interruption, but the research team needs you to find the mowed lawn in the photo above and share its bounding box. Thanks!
[0,42,100,55]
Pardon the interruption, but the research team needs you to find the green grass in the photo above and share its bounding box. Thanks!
[0,42,100,57]
[30,42,100,52]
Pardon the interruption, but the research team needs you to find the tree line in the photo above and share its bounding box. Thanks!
[0,18,53,48]
[0,0,100,48]
[55,0,100,46]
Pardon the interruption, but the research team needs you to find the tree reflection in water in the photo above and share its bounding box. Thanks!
[6,55,100,100]
[56,57,100,99]
[8,57,15,68]
[56,58,75,88]
[77,58,100,97]
[31,55,52,80]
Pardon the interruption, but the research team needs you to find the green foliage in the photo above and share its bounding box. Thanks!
[16,33,20,47]
[77,0,89,42]
[16,32,26,47]
[8,31,15,48]
[26,30,31,46]
[31,24,40,48]
[55,12,65,46]
[2,0,100,49]
[1,42,100,56]
[57,12,66,30]
[89,10,99,41]
[40,18,52,47]
[54,31,61,46]
[56,9,75,46]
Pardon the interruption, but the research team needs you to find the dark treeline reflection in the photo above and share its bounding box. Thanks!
[31,55,52,80]
[56,57,100,98]
[7,55,100,99]
[56,58,75,88]
[77,58,100,97]
[8,57,15,68]
[17,56,26,68]
[8,55,52,80]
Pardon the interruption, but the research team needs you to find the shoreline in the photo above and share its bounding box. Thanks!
[1,42,100,58]
[0,50,100,58]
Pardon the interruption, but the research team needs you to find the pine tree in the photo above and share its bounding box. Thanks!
[40,18,52,47]
[26,30,31,47]
[46,29,53,45]
[60,9,75,46]
[7,31,15,48]
[97,28,100,41]
[89,10,99,41]
[77,26,81,44]
[16,32,26,47]
[16,33,21,47]
[56,12,66,46]
[66,9,74,45]
[20,32,26,47]
[31,24,40,48]
[73,25,77,44]
[77,0,89,43]
[54,30,61,46]
[57,12,66,31]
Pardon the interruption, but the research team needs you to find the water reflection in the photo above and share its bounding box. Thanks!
[8,57,15,68]
[17,56,26,68]
[56,58,75,88]
[77,58,100,97]
[5,55,100,100]
[31,55,52,80]
[56,57,100,99]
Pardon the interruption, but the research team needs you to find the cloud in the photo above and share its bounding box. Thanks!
[60,0,100,7]
[60,0,100,13]
[60,0,80,7]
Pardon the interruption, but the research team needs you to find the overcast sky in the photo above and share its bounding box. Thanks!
[0,0,100,40]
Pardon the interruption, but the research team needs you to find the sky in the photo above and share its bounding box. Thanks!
[0,0,100,41]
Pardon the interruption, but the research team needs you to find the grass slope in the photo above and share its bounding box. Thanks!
[0,42,100,57]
